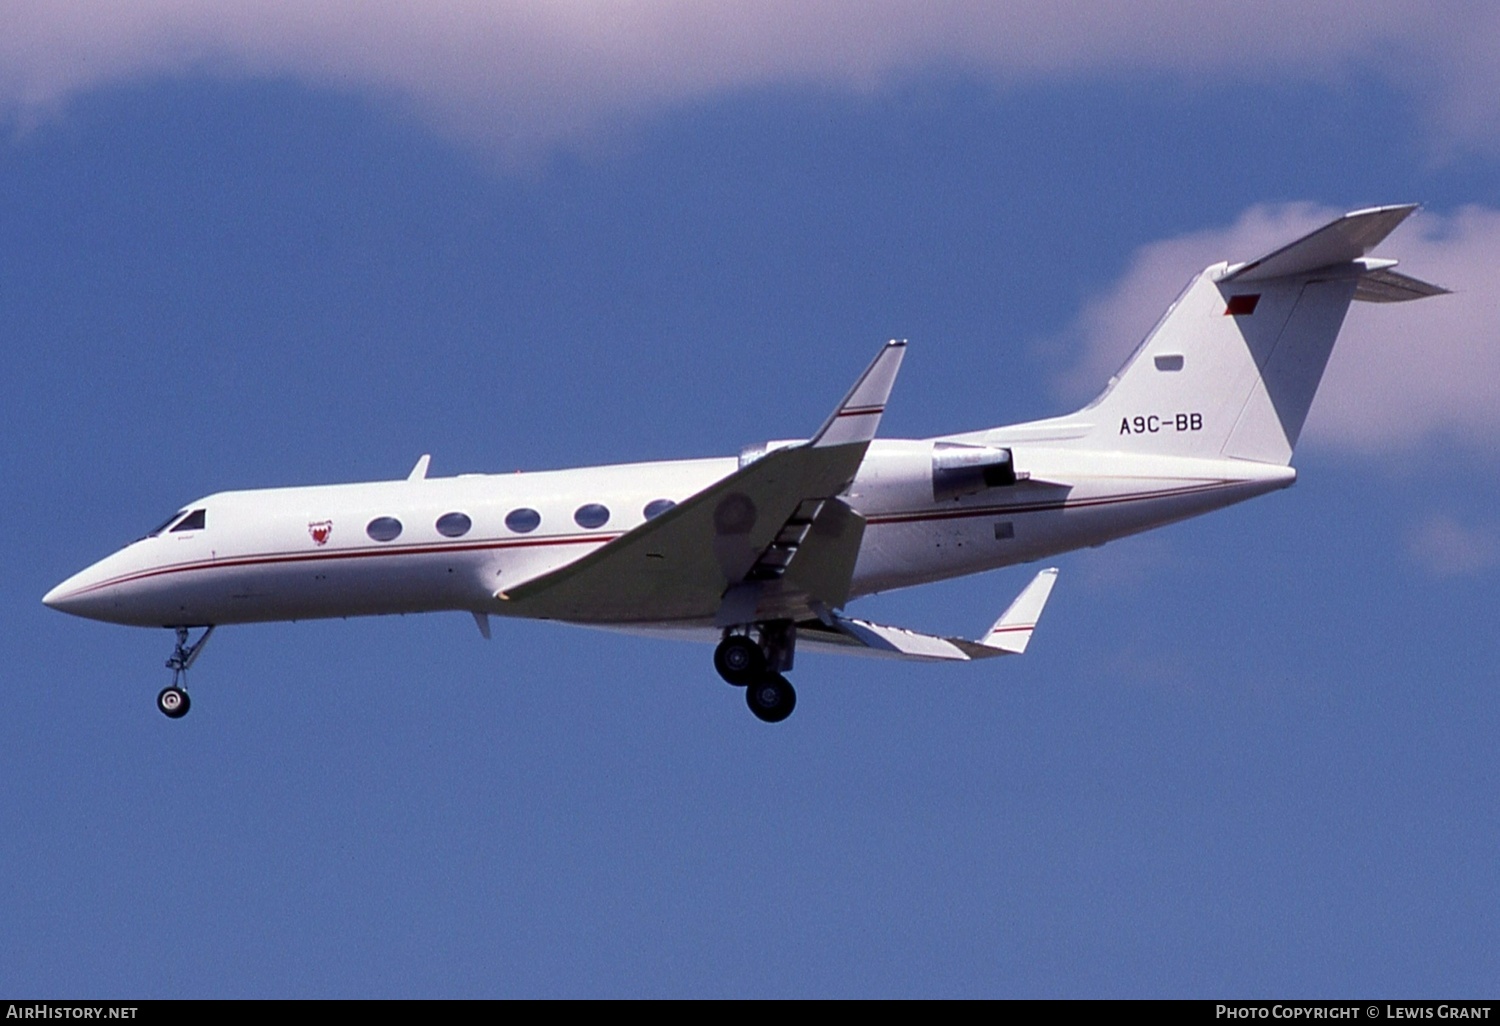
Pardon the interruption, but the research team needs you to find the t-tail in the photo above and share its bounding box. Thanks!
[1035,205,1448,465]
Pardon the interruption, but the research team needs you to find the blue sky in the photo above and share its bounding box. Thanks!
[4,3,1499,997]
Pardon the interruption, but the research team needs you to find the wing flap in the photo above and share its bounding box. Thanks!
[714,497,867,626]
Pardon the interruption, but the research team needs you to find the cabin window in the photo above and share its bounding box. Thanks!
[643,498,676,521]
[574,503,610,529]
[170,509,207,532]
[435,512,472,538]
[366,516,403,542]
[505,508,541,534]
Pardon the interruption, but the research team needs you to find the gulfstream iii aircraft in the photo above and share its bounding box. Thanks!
[44,205,1446,722]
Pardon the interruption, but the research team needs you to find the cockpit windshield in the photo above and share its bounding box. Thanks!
[142,508,207,539]
[170,509,206,532]
[145,510,188,538]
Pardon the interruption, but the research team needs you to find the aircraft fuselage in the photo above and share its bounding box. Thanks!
[45,439,1294,630]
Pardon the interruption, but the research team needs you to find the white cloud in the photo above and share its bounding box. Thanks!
[1054,203,1500,453]
[3,2,1500,155]
[1407,514,1500,577]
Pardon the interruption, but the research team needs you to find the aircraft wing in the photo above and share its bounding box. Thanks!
[500,341,906,624]
[796,568,1060,661]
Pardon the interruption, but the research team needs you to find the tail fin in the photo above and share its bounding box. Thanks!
[1054,205,1447,465]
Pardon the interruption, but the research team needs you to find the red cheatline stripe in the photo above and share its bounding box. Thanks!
[834,405,884,417]
[987,625,1034,633]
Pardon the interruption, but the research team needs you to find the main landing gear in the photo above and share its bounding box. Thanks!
[714,623,798,723]
[158,625,215,719]
[744,674,796,723]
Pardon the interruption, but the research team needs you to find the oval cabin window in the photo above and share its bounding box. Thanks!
[643,499,675,520]
[366,516,403,542]
[574,504,610,529]
[505,508,541,534]
[435,512,472,538]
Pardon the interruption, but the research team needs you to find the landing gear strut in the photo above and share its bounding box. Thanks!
[715,622,799,722]
[159,625,214,719]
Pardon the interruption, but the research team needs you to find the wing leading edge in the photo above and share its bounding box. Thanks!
[499,341,907,625]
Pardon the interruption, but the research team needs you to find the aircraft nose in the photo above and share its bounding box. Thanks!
[43,574,91,616]
[42,559,125,622]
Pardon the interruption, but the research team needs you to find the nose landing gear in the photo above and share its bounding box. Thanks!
[157,685,190,718]
[714,623,798,723]
[159,625,214,719]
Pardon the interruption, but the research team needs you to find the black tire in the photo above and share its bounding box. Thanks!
[714,635,765,686]
[745,674,796,723]
[157,686,190,719]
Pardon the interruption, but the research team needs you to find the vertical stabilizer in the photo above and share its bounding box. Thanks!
[1023,206,1444,466]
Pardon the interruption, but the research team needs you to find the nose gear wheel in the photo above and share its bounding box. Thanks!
[157,686,190,718]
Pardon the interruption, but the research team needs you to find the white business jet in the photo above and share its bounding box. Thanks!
[44,205,1446,722]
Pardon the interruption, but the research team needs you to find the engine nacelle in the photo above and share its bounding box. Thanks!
[931,442,1018,502]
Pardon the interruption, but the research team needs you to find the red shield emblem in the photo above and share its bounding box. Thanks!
[309,520,332,546]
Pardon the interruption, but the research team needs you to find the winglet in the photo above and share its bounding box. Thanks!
[408,454,432,481]
[979,568,1059,654]
[810,340,906,448]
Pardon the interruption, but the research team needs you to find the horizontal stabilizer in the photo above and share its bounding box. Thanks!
[1353,267,1451,303]
[798,568,1059,662]
[1224,204,1418,283]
